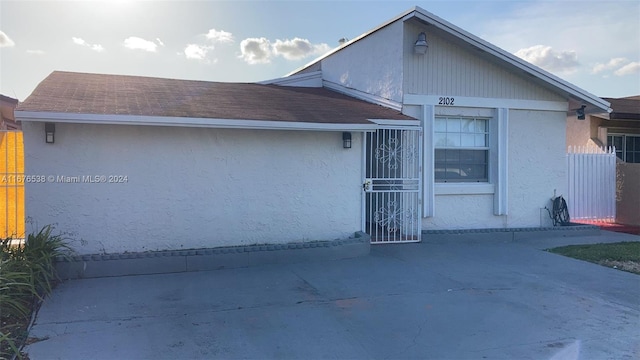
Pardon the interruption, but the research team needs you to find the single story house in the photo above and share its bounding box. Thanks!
[16,6,610,255]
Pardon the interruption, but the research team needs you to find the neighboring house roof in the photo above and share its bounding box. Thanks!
[16,71,413,129]
[602,96,640,120]
[288,6,610,114]
[0,94,20,130]
[0,94,19,105]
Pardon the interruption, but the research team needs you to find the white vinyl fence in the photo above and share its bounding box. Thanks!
[567,146,617,222]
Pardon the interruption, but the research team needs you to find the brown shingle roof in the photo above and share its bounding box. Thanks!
[17,71,414,124]
[603,96,640,120]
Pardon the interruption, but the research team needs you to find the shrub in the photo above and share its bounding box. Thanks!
[0,225,72,359]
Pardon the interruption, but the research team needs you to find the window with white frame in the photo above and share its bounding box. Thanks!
[607,134,640,163]
[434,116,489,182]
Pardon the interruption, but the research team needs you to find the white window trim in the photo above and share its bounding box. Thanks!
[422,104,508,217]
[423,105,435,217]
[435,183,495,195]
[494,108,508,215]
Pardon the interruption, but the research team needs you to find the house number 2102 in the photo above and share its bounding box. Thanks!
[438,97,455,105]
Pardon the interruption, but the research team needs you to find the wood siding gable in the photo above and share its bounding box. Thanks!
[403,21,564,102]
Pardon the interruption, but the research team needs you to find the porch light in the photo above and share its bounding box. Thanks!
[342,132,352,149]
[414,32,428,54]
[576,105,586,120]
[45,123,55,143]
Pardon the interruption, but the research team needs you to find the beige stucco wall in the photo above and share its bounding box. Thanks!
[617,163,640,226]
[567,113,640,149]
[566,114,597,148]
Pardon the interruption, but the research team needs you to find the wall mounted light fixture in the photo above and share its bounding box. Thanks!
[414,32,428,55]
[576,105,586,120]
[342,132,352,149]
[45,123,55,143]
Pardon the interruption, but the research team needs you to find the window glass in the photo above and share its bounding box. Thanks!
[461,119,475,132]
[434,133,447,147]
[446,118,462,132]
[627,136,640,163]
[609,134,640,163]
[434,116,490,182]
[461,134,475,147]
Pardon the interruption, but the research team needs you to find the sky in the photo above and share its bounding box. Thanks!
[0,0,639,102]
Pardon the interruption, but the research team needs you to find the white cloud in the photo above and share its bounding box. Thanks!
[26,49,45,55]
[239,37,272,64]
[184,43,215,63]
[591,58,640,77]
[239,37,332,64]
[180,29,232,64]
[123,36,157,52]
[614,62,640,76]
[156,38,164,47]
[272,38,331,60]
[592,58,628,74]
[205,29,234,44]
[0,30,15,47]
[514,45,579,73]
[72,37,104,52]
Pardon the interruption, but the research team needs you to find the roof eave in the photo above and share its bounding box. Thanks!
[287,6,610,113]
[409,7,610,112]
[15,111,387,132]
[610,113,640,121]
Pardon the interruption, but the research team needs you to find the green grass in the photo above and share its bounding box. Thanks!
[548,241,640,274]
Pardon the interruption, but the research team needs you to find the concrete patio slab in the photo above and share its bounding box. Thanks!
[25,232,640,359]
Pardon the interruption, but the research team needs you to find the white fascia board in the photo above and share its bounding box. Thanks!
[410,7,609,112]
[259,71,323,87]
[323,80,403,111]
[15,111,379,132]
[370,119,420,126]
[403,94,568,112]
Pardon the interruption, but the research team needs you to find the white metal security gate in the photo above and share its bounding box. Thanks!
[364,128,422,243]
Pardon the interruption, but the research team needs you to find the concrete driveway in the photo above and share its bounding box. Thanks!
[25,231,640,359]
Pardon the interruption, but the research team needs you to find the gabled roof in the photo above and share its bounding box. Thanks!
[17,71,413,129]
[288,6,610,114]
[603,96,640,120]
